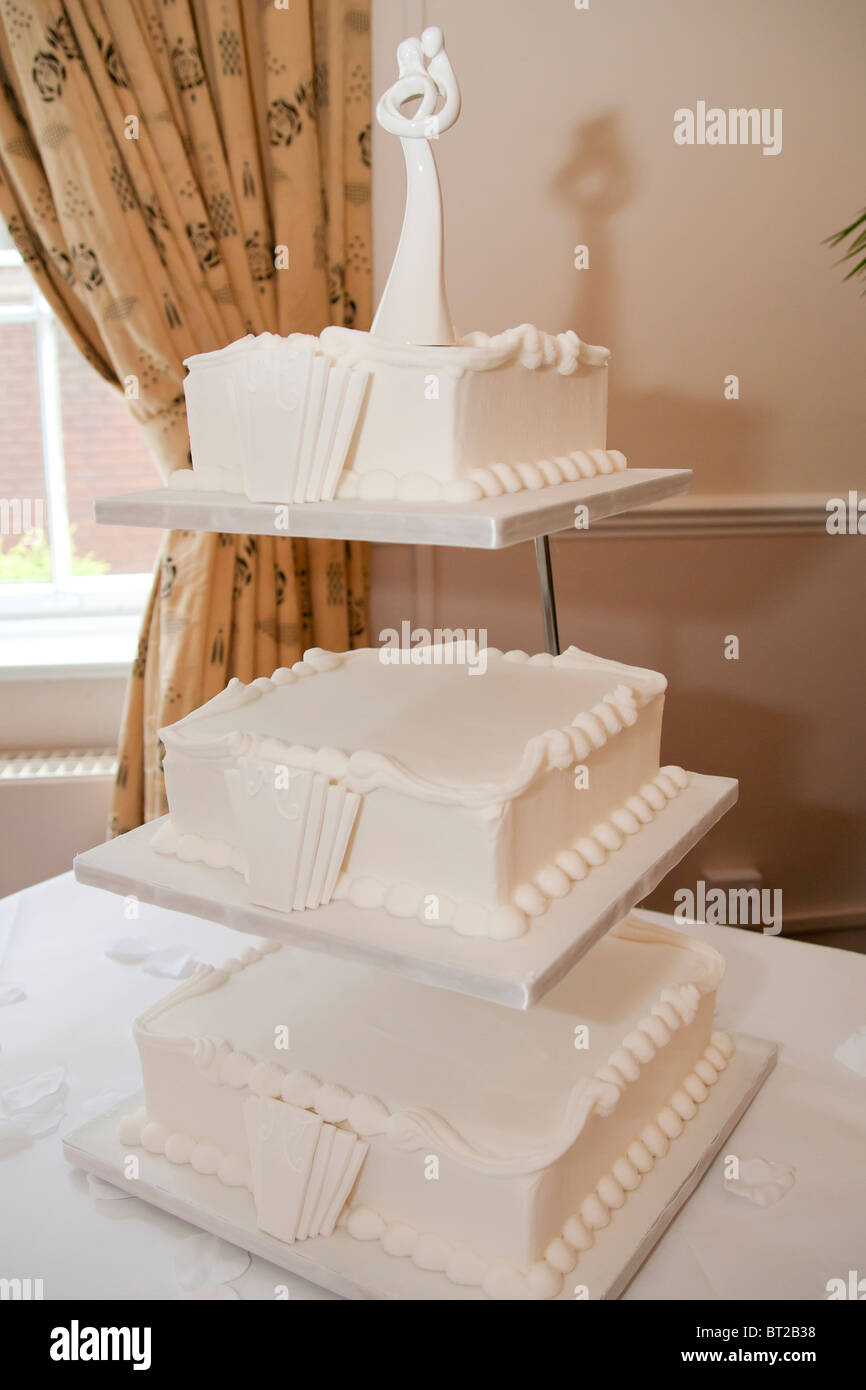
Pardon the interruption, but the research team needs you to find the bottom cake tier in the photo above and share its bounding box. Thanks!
[118,916,735,1301]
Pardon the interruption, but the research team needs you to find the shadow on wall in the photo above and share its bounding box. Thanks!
[552,113,768,492]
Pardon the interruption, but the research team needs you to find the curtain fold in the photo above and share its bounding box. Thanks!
[0,0,372,831]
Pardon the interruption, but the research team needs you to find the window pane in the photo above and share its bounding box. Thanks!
[0,261,37,306]
[0,224,37,306]
[57,324,162,577]
[0,320,49,584]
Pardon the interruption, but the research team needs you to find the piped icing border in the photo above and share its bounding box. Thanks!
[330,765,690,939]
[128,918,725,1175]
[184,324,610,380]
[152,763,690,941]
[170,444,627,503]
[319,322,610,375]
[160,644,667,809]
[333,448,626,504]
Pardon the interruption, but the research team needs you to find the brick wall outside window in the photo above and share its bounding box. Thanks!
[0,319,164,577]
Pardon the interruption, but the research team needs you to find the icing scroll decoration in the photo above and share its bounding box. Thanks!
[372,26,460,346]
[224,760,361,914]
[243,1096,368,1243]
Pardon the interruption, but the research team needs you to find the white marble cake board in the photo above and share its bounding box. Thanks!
[92,469,691,548]
[73,773,736,1010]
[62,1034,776,1301]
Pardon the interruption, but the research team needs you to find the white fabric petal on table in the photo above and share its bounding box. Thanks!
[1,1065,66,1116]
[105,936,164,964]
[87,1173,132,1201]
[142,949,199,980]
[78,1087,139,1120]
[23,1101,67,1139]
[833,1026,866,1078]
[178,1285,241,1301]
[0,1117,30,1157]
[0,983,26,1006]
[174,1233,250,1291]
[724,1156,796,1207]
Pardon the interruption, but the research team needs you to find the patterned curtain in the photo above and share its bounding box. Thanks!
[0,0,371,831]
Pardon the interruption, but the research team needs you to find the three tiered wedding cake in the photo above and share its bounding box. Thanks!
[103,25,752,1300]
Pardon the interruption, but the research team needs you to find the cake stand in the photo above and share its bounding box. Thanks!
[70,472,772,1299]
[78,464,765,1299]
[93,468,691,657]
[68,16,772,1296]
[81,464,727,1008]
[74,773,736,1010]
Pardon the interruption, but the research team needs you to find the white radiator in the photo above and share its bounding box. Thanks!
[0,749,118,898]
[0,749,117,782]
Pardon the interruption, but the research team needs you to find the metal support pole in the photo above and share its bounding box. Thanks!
[533,534,560,656]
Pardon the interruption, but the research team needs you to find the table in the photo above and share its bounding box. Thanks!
[1,871,864,1301]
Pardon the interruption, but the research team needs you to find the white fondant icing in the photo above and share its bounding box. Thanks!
[182,310,615,505]
[124,916,732,1297]
[122,1010,733,1298]
[182,334,369,504]
[243,1096,369,1242]
[156,644,688,937]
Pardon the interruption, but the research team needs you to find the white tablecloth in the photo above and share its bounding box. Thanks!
[0,872,864,1301]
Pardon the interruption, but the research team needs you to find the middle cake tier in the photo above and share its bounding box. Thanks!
[154,643,692,941]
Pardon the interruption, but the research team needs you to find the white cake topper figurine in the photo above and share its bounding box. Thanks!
[371,26,460,346]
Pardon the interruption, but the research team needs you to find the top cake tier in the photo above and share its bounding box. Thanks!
[172,26,625,508]
[174,324,621,506]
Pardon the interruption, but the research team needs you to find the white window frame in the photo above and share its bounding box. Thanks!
[0,248,153,671]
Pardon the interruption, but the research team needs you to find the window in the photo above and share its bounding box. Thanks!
[0,225,163,669]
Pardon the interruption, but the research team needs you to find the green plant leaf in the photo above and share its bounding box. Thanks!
[0,526,112,582]
[826,208,866,289]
